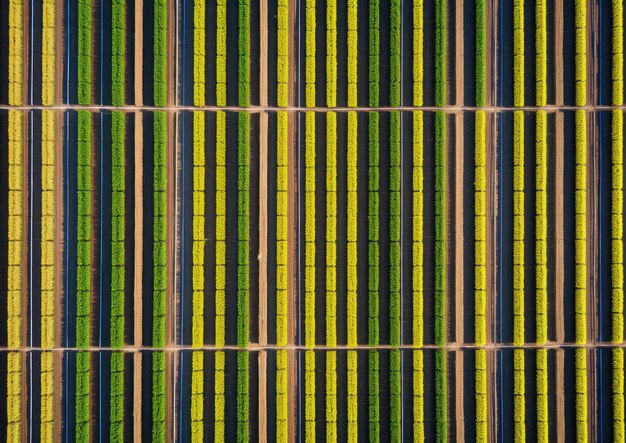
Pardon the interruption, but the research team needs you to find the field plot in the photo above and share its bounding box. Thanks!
[0,0,625,441]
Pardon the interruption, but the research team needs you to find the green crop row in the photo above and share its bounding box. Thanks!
[154,0,167,107]
[368,111,379,348]
[435,0,446,107]
[239,0,250,107]
[216,0,226,106]
[347,0,357,107]
[277,0,289,106]
[194,0,206,107]
[476,0,486,106]
[237,113,250,348]
[368,351,379,442]
[575,0,586,106]
[390,111,401,347]
[78,0,91,105]
[110,352,124,442]
[237,352,249,442]
[215,111,226,346]
[112,0,125,106]
[327,0,336,107]
[153,109,167,443]
[390,0,400,106]
[76,352,91,441]
[536,0,547,106]
[513,0,524,107]
[434,110,447,441]
[76,110,92,349]
[111,112,125,347]
[369,0,379,106]
[390,350,401,442]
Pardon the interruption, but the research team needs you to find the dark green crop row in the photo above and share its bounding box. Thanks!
[77,0,91,105]
[109,352,124,442]
[239,0,250,107]
[369,0,379,107]
[111,0,125,106]
[389,0,400,107]
[435,0,446,107]
[154,0,167,106]
[368,351,379,442]
[76,110,91,350]
[237,352,249,442]
[152,352,166,443]
[76,352,91,442]
[476,0,486,106]
[237,112,250,347]
[111,112,125,348]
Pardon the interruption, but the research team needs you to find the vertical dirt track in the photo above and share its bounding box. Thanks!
[258,0,269,440]
[132,0,144,440]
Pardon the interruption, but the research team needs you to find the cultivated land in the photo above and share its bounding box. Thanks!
[0,1,625,441]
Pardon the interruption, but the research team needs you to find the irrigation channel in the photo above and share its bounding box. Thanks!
[0,0,625,441]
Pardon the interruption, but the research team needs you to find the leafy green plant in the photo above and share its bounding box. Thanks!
[112,0,125,106]
[78,0,92,105]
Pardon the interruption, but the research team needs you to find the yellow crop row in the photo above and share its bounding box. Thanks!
[347,351,357,442]
[277,0,289,107]
[214,351,225,442]
[9,0,24,105]
[347,0,357,107]
[276,111,289,346]
[216,0,226,106]
[7,352,23,441]
[276,350,289,441]
[191,351,204,441]
[194,0,205,107]
[40,351,54,441]
[215,111,226,347]
[42,0,56,105]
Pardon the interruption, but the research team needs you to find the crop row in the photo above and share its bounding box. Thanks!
[154,0,167,107]
[434,1,447,437]
[573,5,587,437]
[214,352,225,440]
[40,352,54,440]
[237,5,251,428]
[326,3,337,438]
[194,0,206,107]
[78,0,91,105]
[535,0,547,107]
[215,111,226,346]
[110,108,125,443]
[276,350,289,441]
[347,0,357,107]
[8,0,23,105]
[368,6,380,440]
[7,352,22,439]
[42,0,55,105]
[76,111,92,441]
[512,110,526,440]
[304,3,316,437]
[513,0,524,107]
[575,0,586,107]
[413,1,424,438]
[475,0,486,107]
[277,0,289,106]
[112,0,125,106]
[346,17,358,439]
[191,111,205,442]
[612,0,624,438]
[216,0,226,106]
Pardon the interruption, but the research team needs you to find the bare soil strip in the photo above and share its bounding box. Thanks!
[165,0,177,439]
[287,0,298,440]
[258,0,269,441]
[53,0,66,439]
[453,1,465,439]
[133,0,144,440]
[553,2,565,440]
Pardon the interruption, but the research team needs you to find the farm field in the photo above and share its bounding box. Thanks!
[0,0,625,441]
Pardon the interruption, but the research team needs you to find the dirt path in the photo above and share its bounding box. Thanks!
[165,0,177,439]
[257,0,269,441]
[52,1,66,439]
[132,0,144,440]
[452,0,465,439]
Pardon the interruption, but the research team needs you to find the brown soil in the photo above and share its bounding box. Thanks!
[164,0,177,439]
[257,0,269,441]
